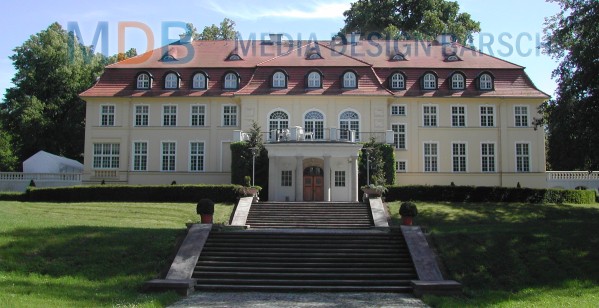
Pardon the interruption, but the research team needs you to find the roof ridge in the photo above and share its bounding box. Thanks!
[316,42,373,66]
[456,43,524,69]
[256,42,313,66]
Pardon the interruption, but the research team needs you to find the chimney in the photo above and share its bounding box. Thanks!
[269,33,283,45]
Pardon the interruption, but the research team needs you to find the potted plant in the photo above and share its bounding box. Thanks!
[196,198,215,224]
[237,176,262,201]
[361,184,388,198]
[399,202,418,225]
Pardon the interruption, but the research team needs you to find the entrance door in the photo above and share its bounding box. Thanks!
[303,167,324,201]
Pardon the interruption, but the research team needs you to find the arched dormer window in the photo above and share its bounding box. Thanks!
[389,72,406,90]
[446,55,460,62]
[272,71,287,88]
[306,71,322,88]
[223,72,240,90]
[391,53,407,61]
[450,72,466,90]
[342,71,358,88]
[421,72,438,90]
[192,71,209,90]
[136,72,152,90]
[164,72,180,89]
[227,54,242,61]
[478,72,494,91]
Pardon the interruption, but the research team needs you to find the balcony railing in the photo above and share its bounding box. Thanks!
[234,127,394,144]
[546,171,599,181]
[0,172,82,181]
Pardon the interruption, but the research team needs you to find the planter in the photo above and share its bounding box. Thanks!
[361,188,382,198]
[401,216,414,226]
[200,214,213,224]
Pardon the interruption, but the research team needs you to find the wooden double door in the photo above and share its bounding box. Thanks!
[303,166,324,201]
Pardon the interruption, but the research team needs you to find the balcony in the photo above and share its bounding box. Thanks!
[234,127,395,144]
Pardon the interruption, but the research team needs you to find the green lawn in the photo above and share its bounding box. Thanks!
[0,201,233,307]
[387,201,599,307]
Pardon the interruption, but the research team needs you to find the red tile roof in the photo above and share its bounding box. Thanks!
[80,40,549,98]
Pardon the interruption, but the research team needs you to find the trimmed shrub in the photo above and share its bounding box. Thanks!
[0,192,26,201]
[25,185,240,203]
[385,185,596,204]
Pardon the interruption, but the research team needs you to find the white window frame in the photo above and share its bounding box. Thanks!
[307,72,321,88]
[423,73,437,90]
[190,104,206,127]
[281,170,293,187]
[514,105,529,127]
[480,105,495,127]
[334,171,346,187]
[162,105,177,127]
[339,110,360,141]
[160,141,177,172]
[224,72,238,89]
[272,71,286,88]
[222,105,238,127]
[390,104,406,116]
[396,160,407,173]
[343,71,357,88]
[481,142,496,173]
[192,73,207,89]
[423,142,439,172]
[515,142,531,172]
[100,105,115,126]
[452,142,467,173]
[422,105,438,127]
[165,73,178,89]
[132,141,148,171]
[268,110,290,139]
[451,105,467,127]
[304,110,325,140]
[479,73,493,90]
[137,73,150,89]
[390,73,405,90]
[391,123,407,150]
[134,105,149,127]
[189,141,205,172]
[451,74,465,90]
[92,143,120,169]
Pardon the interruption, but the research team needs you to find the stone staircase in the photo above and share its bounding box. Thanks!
[245,202,374,229]
[193,229,417,292]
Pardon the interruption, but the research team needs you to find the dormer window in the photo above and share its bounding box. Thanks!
[272,71,287,88]
[479,73,494,90]
[136,72,152,90]
[192,72,208,90]
[390,72,406,90]
[306,47,322,60]
[307,71,322,88]
[450,73,466,90]
[161,54,176,62]
[308,53,322,59]
[342,71,357,88]
[446,55,460,62]
[422,72,437,90]
[224,72,239,90]
[164,72,179,89]
[391,53,407,61]
[227,54,242,61]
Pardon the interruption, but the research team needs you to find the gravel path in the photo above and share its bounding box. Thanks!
[168,292,429,308]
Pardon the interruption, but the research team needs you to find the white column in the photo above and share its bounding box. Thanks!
[324,155,331,201]
[350,155,358,202]
[295,156,303,201]
[268,156,277,201]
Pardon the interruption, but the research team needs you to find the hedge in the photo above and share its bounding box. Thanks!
[24,185,240,203]
[0,192,26,201]
[385,185,596,204]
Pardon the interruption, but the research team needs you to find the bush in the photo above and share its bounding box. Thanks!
[385,185,596,204]
[399,202,418,217]
[25,185,240,203]
[0,192,26,201]
[196,198,215,215]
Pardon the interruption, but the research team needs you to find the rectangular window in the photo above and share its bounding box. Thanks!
[515,106,529,127]
[100,105,115,126]
[163,105,177,126]
[516,143,530,172]
[391,104,406,116]
[424,143,438,172]
[396,161,407,173]
[161,142,176,171]
[132,142,147,171]
[134,105,149,127]
[451,106,466,127]
[480,106,495,127]
[189,142,205,172]
[334,171,346,187]
[93,143,119,169]
[223,105,238,126]
[423,105,437,127]
[281,170,292,187]
[452,143,467,172]
[481,143,496,172]
[191,105,206,126]
[391,124,406,149]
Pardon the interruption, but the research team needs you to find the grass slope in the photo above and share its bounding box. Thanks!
[0,201,233,307]
[387,202,599,307]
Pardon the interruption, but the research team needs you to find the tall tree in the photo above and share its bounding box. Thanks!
[542,0,599,170]
[341,0,480,44]
[183,18,237,41]
[0,130,18,171]
[0,22,105,166]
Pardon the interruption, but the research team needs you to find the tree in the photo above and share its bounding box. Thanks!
[341,0,480,44]
[0,130,18,171]
[542,0,599,171]
[0,23,105,166]
[183,18,237,41]
[359,138,396,189]
[230,121,269,199]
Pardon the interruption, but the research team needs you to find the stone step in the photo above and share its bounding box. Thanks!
[194,284,413,293]
[194,266,417,274]
[194,278,414,287]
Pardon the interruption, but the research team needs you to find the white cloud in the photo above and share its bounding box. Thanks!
[204,0,350,20]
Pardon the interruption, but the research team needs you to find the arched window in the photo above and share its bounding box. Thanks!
[307,71,321,88]
[137,73,151,89]
[269,111,289,140]
[224,72,239,89]
[339,110,360,141]
[308,53,322,59]
[451,73,465,90]
[227,54,242,61]
[165,72,179,89]
[390,72,405,90]
[392,54,405,61]
[272,71,286,88]
[422,73,437,90]
[304,111,325,140]
[479,73,493,90]
[192,73,207,89]
[343,71,357,88]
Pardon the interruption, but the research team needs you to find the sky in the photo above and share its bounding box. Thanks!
[0,0,562,99]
